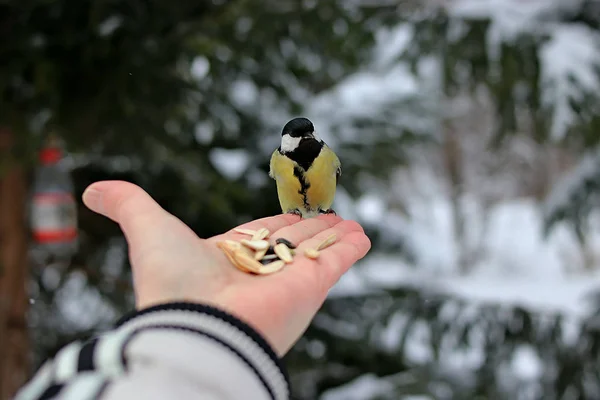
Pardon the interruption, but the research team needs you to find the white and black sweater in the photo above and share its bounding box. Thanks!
[15,303,291,400]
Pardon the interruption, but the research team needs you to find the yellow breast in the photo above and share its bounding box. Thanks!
[304,149,338,211]
[269,150,305,213]
[269,146,340,217]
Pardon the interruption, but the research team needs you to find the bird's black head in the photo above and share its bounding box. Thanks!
[282,117,315,138]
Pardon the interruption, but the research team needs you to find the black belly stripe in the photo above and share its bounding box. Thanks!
[293,166,310,209]
[283,138,324,211]
[284,138,323,171]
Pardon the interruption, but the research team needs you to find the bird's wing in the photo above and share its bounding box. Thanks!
[333,148,341,185]
[268,149,278,179]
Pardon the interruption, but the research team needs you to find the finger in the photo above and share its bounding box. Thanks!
[307,230,371,289]
[263,214,342,247]
[295,219,365,253]
[208,213,302,243]
[82,180,169,245]
[283,221,370,294]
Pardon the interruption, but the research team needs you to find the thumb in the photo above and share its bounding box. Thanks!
[82,180,167,242]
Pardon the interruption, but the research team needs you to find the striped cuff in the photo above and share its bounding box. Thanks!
[115,302,290,399]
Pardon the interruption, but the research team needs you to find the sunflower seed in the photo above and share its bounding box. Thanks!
[304,248,320,259]
[253,247,267,260]
[216,241,238,265]
[233,228,257,236]
[274,243,293,263]
[240,239,270,251]
[224,240,242,250]
[257,260,286,275]
[252,228,270,241]
[227,240,254,256]
[259,254,279,264]
[232,249,263,273]
[317,234,337,251]
[275,238,296,249]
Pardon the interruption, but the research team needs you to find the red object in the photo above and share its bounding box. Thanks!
[39,147,62,164]
[32,228,78,243]
[30,192,78,244]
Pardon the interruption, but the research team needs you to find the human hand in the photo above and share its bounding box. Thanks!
[82,181,371,355]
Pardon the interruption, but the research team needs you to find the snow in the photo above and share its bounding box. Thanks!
[190,56,210,81]
[355,194,386,224]
[54,271,117,331]
[332,197,600,317]
[194,120,215,144]
[543,149,600,221]
[305,22,435,147]
[450,0,582,29]
[540,24,600,140]
[308,65,419,143]
[97,16,122,37]
[208,148,251,180]
[321,371,437,400]
[326,194,599,390]
[447,0,600,140]
[373,23,414,69]
[228,79,259,108]
[511,345,543,381]
[320,373,402,400]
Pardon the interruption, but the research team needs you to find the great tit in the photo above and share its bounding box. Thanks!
[269,117,341,218]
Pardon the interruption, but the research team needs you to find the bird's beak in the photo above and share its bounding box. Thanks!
[303,132,315,139]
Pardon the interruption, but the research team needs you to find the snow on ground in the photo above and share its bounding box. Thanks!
[330,195,600,318]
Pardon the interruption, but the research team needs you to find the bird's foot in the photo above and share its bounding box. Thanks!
[319,208,337,216]
[286,209,303,217]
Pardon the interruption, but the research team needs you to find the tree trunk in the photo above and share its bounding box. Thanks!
[0,128,30,400]
[442,121,469,274]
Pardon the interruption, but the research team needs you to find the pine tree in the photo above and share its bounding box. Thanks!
[0,1,411,398]
[284,2,600,399]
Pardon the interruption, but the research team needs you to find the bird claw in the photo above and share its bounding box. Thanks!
[286,209,303,216]
[319,208,337,216]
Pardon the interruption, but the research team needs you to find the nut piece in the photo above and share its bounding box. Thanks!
[317,234,337,251]
[274,243,294,263]
[304,248,320,259]
[257,260,286,275]
[233,228,257,236]
[252,228,270,241]
[240,239,270,251]
[275,238,296,249]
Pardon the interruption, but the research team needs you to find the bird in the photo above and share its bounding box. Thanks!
[269,117,341,218]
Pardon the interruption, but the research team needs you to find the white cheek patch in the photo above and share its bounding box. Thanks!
[280,134,302,153]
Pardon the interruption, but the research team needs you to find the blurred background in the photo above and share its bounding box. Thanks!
[2,0,600,399]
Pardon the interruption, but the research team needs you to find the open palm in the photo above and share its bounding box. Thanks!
[82,181,371,355]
